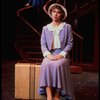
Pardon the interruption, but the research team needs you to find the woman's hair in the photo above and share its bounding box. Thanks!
[49,5,65,20]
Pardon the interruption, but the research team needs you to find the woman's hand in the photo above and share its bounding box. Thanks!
[53,54,63,60]
[47,54,63,60]
[47,54,55,60]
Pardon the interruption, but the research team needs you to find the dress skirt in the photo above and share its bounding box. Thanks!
[38,49,75,100]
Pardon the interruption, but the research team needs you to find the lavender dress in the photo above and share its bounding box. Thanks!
[38,23,75,100]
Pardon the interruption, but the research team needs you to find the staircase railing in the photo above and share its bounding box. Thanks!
[16,6,41,36]
[71,31,84,66]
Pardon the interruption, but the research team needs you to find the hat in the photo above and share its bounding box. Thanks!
[48,3,67,21]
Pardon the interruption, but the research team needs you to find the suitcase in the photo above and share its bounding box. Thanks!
[15,63,46,99]
[15,63,35,99]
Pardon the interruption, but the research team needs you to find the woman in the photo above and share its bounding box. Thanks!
[38,3,75,100]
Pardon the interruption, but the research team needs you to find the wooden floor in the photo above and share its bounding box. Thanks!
[2,61,99,100]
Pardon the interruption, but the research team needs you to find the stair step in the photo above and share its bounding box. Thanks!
[70,66,82,74]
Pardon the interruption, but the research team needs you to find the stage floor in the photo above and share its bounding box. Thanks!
[2,61,99,100]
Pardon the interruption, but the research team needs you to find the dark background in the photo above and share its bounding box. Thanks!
[1,0,24,60]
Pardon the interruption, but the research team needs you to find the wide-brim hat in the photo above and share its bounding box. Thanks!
[48,3,67,21]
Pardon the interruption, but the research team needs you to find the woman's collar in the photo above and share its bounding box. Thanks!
[47,22,66,31]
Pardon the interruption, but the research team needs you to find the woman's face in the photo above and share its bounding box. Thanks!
[51,8,62,22]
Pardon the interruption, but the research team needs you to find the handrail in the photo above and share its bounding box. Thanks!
[43,0,51,15]
[17,6,32,16]
[16,1,84,40]
[72,31,84,40]
[16,6,41,36]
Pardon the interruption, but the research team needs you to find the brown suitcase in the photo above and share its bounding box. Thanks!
[15,63,46,99]
[15,63,35,99]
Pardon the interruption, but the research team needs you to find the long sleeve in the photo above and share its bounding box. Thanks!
[41,27,51,57]
[63,25,73,53]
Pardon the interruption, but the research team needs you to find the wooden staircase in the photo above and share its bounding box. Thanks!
[15,34,43,63]
[15,2,84,73]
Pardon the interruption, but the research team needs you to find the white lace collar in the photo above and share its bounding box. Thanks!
[47,22,66,32]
